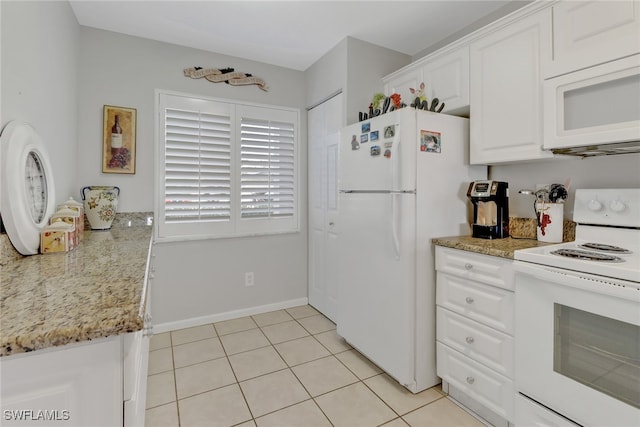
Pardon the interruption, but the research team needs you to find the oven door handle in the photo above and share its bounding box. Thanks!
[514,261,640,302]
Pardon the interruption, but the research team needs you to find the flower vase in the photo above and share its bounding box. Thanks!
[81,186,120,230]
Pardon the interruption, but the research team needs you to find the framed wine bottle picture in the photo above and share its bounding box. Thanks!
[102,105,137,174]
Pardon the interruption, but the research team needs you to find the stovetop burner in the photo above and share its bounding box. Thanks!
[578,243,632,254]
[551,248,624,262]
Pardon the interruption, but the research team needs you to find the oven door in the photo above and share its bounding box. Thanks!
[515,261,640,427]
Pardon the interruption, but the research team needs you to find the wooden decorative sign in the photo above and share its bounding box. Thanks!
[184,67,268,91]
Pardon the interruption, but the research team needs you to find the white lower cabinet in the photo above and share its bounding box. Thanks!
[435,246,515,426]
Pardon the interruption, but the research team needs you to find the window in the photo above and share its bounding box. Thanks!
[157,92,299,240]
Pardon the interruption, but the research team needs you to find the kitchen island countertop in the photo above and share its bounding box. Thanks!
[1,218,152,357]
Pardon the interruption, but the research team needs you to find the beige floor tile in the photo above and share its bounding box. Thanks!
[252,309,293,326]
[147,347,174,375]
[335,349,383,380]
[178,384,252,427]
[381,418,410,427]
[228,346,287,381]
[365,374,443,415]
[214,316,258,336]
[292,356,359,397]
[261,320,309,344]
[170,324,216,346]
[297,314,336,334]
[402,397,485,427]
[145,371,176,409]
[285,305,320,319]
[219,328,271,355]
[274,336,331,366]
[255,399,331,427]
[144,402,179,427]
[172,337,225,368]
[235,421,257,427]
[314,329,352,354]
[149,332,172,351]
[315,382,396,427]
[175,357,236,399]
[240,369,310,417]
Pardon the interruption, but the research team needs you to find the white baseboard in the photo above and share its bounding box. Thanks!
[152,297,309,334]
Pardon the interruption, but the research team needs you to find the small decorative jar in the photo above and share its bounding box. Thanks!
[81,186,120,230]
[40,219,74,254]
[51,207,81,247]
[57,197,85,240]
[536,202,564,243]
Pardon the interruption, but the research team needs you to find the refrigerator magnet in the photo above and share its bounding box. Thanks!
[361,134,368,144]
[350,135,360,150]
[384,149,391,158]
[370,145,381,156]
[361,122,370,133]
[370,130,379,141]
[420,130,441,153]
[384,142,393,148]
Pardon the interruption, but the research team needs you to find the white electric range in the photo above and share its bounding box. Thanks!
[513,188,640,427]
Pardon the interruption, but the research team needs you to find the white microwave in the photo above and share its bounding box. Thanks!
[544,54,640,156]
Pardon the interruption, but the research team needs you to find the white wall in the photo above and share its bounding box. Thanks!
[1,0,79,202]
[76,27,308,328]
[490,154,640,220]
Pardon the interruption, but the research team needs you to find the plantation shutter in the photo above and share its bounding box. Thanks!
[240,116,295,219]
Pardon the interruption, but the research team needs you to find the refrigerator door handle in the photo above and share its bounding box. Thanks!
[391,125,401,190]
[392,193,401,260]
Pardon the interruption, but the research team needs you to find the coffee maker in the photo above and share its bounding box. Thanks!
[467,181,509,239]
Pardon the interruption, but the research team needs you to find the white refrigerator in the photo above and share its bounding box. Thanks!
[335,108,486,393]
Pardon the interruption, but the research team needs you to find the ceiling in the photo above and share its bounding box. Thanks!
[69,1,530,71]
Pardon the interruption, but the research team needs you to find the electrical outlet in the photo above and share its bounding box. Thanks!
[245,272,254,287]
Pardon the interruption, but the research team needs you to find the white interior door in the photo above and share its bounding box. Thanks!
[308,93,342,322]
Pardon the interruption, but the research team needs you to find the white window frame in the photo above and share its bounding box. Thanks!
[155,90,299,242]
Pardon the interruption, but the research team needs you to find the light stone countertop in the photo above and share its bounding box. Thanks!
[432,217,576,259]
[0,214,153,357]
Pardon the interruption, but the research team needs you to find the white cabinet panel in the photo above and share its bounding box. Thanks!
[423,47,470,114]
[437,343,514,421]
[470,9,554,164]
[437,307,514,377]
[1,338,122,427]
[435,246,514,290]
[548,0,640,78]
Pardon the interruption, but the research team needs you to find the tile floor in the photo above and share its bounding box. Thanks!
[145,305,486,427]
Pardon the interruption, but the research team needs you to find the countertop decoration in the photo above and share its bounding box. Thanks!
[0,212,153,357]
[184,66,268,91]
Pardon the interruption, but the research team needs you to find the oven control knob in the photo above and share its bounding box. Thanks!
[610,200,626,213]
[587,199,603,211]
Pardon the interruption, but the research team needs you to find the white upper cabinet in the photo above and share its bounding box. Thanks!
[383,46,470,115]
[469,9,554,165]
[384,66,423,110]
[547,0,640,79]
[422,47,470,115]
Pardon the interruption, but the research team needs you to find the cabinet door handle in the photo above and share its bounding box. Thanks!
[465,297,474,304]
[466,376,475,385]
[464,263,473,270]
[466,336,474,344]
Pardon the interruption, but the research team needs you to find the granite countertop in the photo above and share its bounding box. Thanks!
[0,213,153,357]
[432,217,576,259]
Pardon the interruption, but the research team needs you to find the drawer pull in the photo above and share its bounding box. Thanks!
[465,336,474,344]
[464,263,473,270]
[465,297,474,304]
[466,376,475,385]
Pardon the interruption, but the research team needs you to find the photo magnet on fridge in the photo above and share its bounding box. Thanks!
[361,122,370,133]
[370,130,379,141]
[420,130,441,153]
[351,135,360,150]
[370,145,381,156]
[384,125,395,139]
[361,134,369,143]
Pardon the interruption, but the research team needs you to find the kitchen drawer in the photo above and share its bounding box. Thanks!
[436,307,514,377]
[516,393,580,427]
[435,247,514,291]
[436,272,514,334]
[437,342,514,422]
